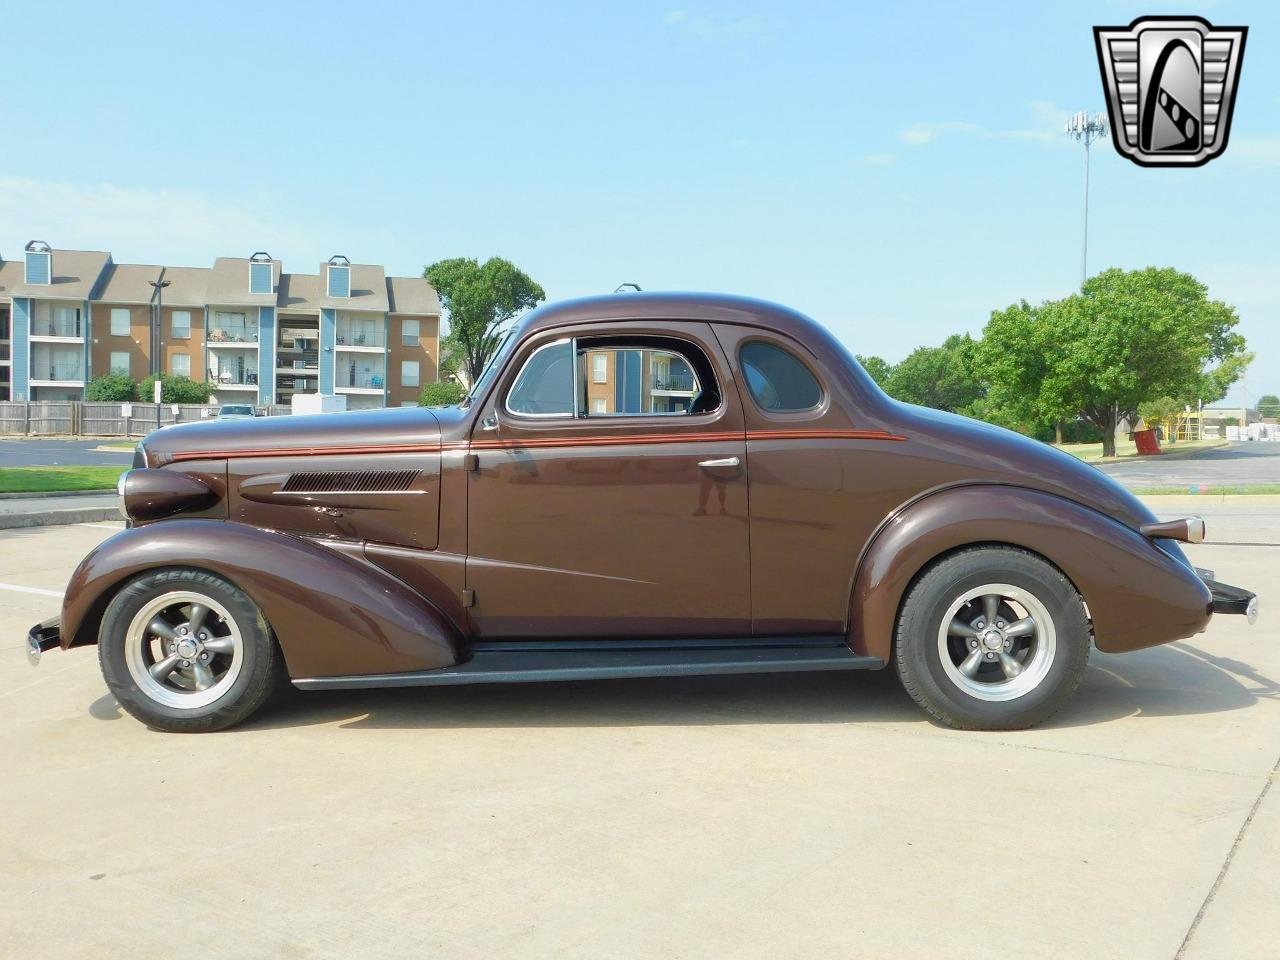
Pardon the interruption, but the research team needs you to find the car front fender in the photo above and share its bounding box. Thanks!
[848,485,1212,662]
[61,520,462,678]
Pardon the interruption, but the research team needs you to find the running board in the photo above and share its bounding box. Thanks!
[292,637,882,690]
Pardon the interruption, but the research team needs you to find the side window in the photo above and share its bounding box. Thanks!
[577,343,707,417]
[506,339,574,417]
[739,341,823,412]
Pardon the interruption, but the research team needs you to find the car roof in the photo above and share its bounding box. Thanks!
[512,292,829,346]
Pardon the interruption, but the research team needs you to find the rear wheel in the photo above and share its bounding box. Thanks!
[99,568,282,732]
[894,547,1090,730]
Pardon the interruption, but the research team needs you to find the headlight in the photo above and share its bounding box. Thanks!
[117,470,130,519]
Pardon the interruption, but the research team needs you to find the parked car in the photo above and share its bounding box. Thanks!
[217,404,258,420]
[28,293,1257,732]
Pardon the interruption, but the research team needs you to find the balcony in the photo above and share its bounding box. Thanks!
[31,345,84,384]
[31,315,83,339]
[277,352,319,376]
[336,330,385,349]
[651,370,696,393]
[207,325,259,344]
[336,363,386,391]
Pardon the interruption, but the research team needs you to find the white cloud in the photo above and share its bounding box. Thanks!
[1227,135,1280,168]
[663,9,771,40]
[862,153,896,166]
[901,100,1072,146]
[0,176,316,269]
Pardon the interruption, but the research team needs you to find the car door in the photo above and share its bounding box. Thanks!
[465,320,750,638]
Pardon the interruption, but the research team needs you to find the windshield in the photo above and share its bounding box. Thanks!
[463,330,517,408]
[220,406,254,416]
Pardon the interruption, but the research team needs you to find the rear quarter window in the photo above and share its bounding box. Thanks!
[739,341,823,412]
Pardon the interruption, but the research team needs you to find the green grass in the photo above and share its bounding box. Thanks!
[1055,438,1224,462]
[0,465,127,493]
[1131,485,1280,497]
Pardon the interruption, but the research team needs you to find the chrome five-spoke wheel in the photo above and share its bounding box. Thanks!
[123,591,244,709]
[937,583,1056,702]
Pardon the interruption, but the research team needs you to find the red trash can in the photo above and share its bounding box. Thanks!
[1134,429,1162,455]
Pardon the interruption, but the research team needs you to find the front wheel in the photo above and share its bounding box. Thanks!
[99,568,283,732]
[894,547,1090,730]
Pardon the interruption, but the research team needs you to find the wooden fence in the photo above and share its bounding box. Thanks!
[0,402,290,436]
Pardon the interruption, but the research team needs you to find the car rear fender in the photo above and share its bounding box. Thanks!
[61,520,462,678]
[848,485,1213,661]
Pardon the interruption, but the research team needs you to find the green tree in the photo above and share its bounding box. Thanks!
[884,334,984,415]
[979,268,1249,457]
[425,257,545,385]
[418,381,467,407]
[138,373,214,404]
[85,374,137,402]
[1257,394,1279,419]
[1137,395,1181,431]
[855,354,893,388]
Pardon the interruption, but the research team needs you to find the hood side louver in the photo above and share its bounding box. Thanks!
[281,470,420,494]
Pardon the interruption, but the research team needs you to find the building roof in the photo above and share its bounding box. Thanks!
[160,266,211,306]
[207,257,281,307]
[275,265,392,313]
[96,263,163,304]
[276,273,321,313]
[386,275,442,315]
[0,248,112,300]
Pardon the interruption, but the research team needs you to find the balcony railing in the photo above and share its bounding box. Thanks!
[337,372,385,389]
[207,327,259,344]
[208,371,259,386]
[31,318,83,338]
[652,371,695,391]
[36,363,84,382]
[0,344,9,362]
[336,329,386,348]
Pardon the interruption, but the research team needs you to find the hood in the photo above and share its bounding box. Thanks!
[140,406,442,467]
[893,402,1159,532]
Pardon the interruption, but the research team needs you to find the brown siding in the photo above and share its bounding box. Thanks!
[90,304,150,381]
[386,313,440,406]
[159,305,205,382]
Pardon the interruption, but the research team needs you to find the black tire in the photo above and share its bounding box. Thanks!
[894,547,1090,730]
[98,568,283,733]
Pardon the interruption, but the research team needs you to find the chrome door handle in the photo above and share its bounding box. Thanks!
[480,416,498,432]
[698,457,740,469]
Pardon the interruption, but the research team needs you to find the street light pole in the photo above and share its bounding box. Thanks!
[1064,111,1109,288]
[148,277,171,430]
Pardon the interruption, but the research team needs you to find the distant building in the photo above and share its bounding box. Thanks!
[0,242,440,409]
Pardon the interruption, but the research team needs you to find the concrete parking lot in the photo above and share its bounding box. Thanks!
[1097,441,1280,488]
[2,505,1276,960]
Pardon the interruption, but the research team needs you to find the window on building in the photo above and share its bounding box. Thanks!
[576,340,711,417]
[401,318,420,346]
[170,310,191,339]
[170,353,191,378]
[249,261,273,295]
[110,308,130,337]
[401,360,420,388]
[109,352,130,376]
[506,339,574,417]
[739,341,823,412]
[327,265,351,298]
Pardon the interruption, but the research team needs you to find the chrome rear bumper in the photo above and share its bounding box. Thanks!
[26,617,62,666]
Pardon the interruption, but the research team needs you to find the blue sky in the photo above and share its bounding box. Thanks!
[3,1,1276,405]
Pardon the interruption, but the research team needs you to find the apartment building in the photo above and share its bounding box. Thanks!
[0,242,440,408]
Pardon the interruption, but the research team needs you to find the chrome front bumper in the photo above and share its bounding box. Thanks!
[26,617,62,666]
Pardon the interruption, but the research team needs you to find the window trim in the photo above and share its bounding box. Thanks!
[248,261,273,296]
[577,341,706,419]
[400,359,420,388]
[503,337,579,420]
[109,307,131,338]
[737,338,827,415]
[170,309,192,340]
[109,351,131,376]
[401,317,420,347]
[327,264,351,299]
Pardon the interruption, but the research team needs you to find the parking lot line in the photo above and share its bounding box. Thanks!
[0,581,64,598]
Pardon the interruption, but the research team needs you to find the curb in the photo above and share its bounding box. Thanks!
[0,489,116,500]
[0,507,120,530]
[1088,441,1230,465]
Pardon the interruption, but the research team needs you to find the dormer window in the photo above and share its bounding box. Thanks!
[24,240,52,285]
[327,255,351,298]
[249,252,273,295]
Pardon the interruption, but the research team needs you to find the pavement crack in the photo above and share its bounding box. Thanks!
[1173,752,1279,960]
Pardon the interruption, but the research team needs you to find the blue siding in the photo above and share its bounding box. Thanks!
[250,262,272,295]
[327,266,350,298]
[257,307,276,404]
[12,298,30,400]
[319,308,336,393]
[25,252,50,285]
[614,349,643,413]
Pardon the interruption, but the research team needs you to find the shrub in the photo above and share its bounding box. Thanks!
[85,374,138,402]
[138,374,214,404]
[418,381,467,407]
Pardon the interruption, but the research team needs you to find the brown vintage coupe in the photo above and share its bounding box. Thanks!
[28,293,1257,732]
